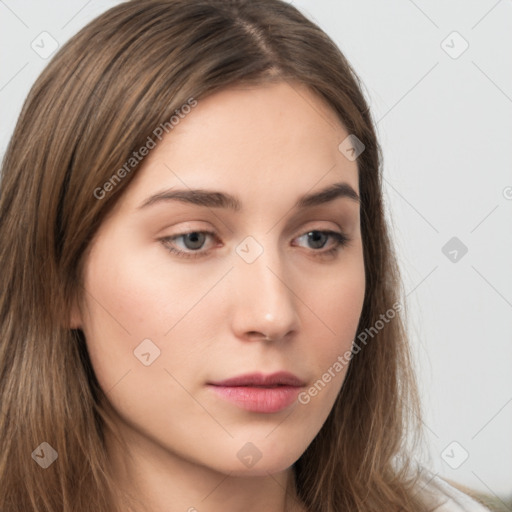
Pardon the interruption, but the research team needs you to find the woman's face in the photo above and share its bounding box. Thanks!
[73,81,365,477]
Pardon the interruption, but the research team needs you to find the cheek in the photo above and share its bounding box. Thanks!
[287,257,365,452]
[82,239,202,336]
[297,247,365,397]
[79,239,228,391]
[306,248,365,350]
[79,245,169,387]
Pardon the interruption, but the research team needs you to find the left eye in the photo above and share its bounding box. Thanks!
[295,230,340,250]
[161,229,349,259]
[173,231,210,251]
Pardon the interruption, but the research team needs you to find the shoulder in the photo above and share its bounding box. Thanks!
[416,472,492,512]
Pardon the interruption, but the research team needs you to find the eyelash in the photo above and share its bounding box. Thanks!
[160,229,350,260]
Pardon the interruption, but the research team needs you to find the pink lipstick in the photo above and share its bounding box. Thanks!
[207,371,305,413]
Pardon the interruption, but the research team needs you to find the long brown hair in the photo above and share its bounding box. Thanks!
[0,1,432,510]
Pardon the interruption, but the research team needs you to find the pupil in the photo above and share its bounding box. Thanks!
[308,231,326,249]
[185,232,204,250]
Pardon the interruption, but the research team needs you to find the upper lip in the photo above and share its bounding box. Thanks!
[208,371,305,387]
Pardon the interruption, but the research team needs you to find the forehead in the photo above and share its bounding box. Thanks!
[119,81,359,210]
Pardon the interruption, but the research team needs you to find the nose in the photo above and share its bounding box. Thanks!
[229,238,300,343]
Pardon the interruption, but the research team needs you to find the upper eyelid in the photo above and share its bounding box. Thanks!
[166,218,347,238]
[167,226,344,239]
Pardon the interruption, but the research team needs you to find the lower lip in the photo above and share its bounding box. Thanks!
[207,385,301,413]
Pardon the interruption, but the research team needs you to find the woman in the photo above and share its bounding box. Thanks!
[0,1,491,511]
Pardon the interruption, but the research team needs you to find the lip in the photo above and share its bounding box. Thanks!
[209,371,306,388]
[207,372,305,413]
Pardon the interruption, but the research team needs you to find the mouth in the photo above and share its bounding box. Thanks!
[206,371,306,413]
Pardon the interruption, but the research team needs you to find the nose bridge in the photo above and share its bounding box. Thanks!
[231,233,299,339]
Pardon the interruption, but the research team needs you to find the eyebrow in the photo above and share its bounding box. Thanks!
[138,181,360,212]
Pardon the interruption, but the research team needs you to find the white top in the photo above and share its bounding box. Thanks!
[419,473,491,511]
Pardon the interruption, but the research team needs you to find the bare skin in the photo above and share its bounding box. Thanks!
[71,80,365,512]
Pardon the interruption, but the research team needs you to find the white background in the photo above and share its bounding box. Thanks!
[1,0,511,500]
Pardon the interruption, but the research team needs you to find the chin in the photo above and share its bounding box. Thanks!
[216,440,305,477]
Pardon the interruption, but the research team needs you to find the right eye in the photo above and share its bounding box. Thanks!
[160,231,219,259]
